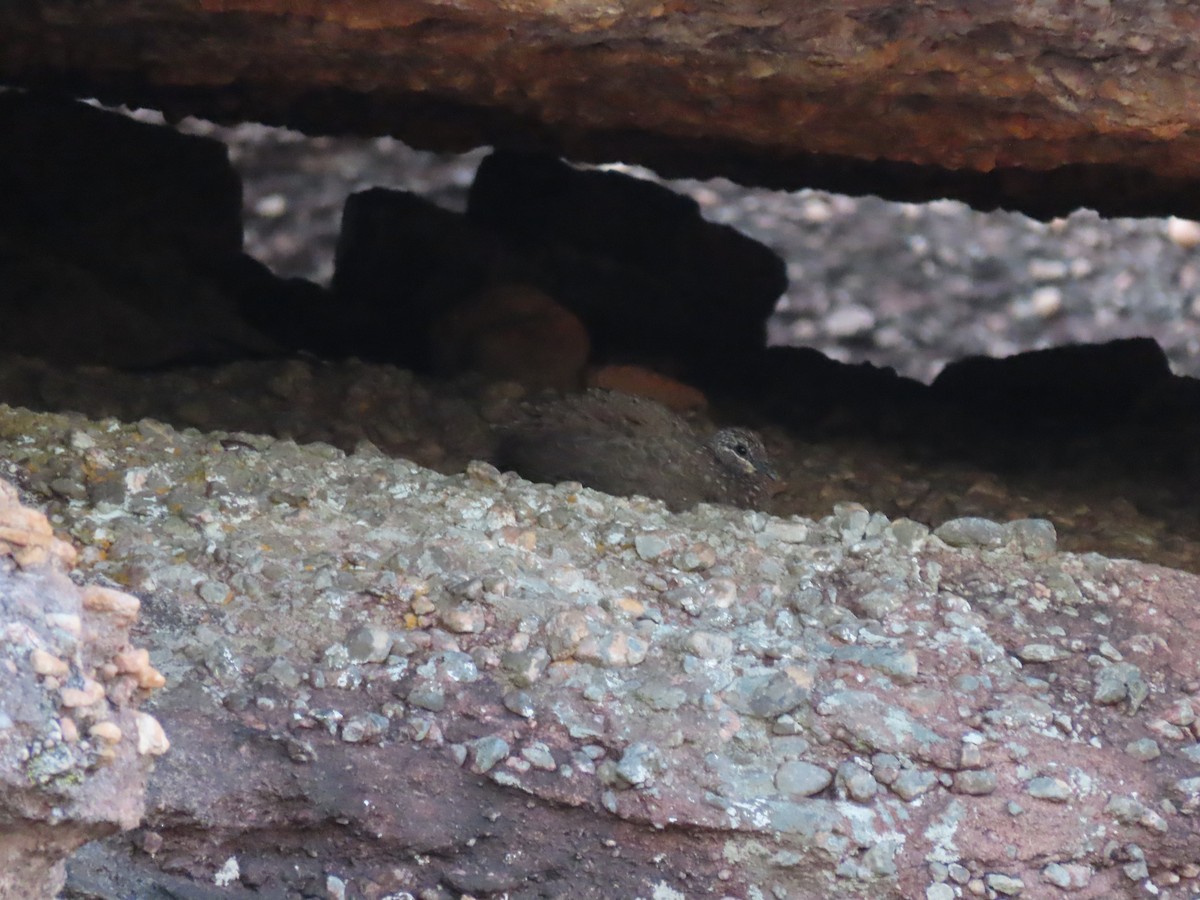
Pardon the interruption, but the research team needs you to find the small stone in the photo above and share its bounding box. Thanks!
[871,753,901,785]
[545,610,591,660]
[114,647,166,690]
[59,716,78,743]
[1164,698,1196,726]
[849,589,903,620]
[521,742,557,771]
[407,685,446,712]
[1003,519,1057,559]
[1118,739,1156,763]
[613,742,661,787]
[953,770,998,795]
[775,760,832,796]
[1094,662,1145,707]
[891,769,938,801]
[934,517,1006,548]
[264,657,302,689]
[634,533,671,560]
[1167,216,1200,248]
[465,459,504,485]
[347,627,393,663]
[684,630,734,660]
[134,712,170,756]
[45,612,82,636]
[197,580,232,604]
[1016,643,1071,663]
[836,762,878,802]
[1027,285,1063,318]
[30,648,69,678]
[762,519,809,544]
[468,735,510,774]
[60,678,105,708]
[749,670,810,718]
[88,721,122,745]
[81,585,140,620]
[501,647,549,687]
[575,631,647,668]
[341,713,389,744]
[888,518,929,550]
[984,873,1024,895]
[214,857,240,887]
[1123,860,1149,881]
[825,304,875,338]
[1041,864,1071,888]
[947,864,970,884]
[926,885,955,900]
[441,605,487,634]
[677,543,717,571]
[502,690,536,718]
[1026,776,1072,802]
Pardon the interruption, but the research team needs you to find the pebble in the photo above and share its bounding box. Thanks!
[934,517,1007,548]
[81,585,140,620]
[60,678,105,708]
[775,760,832,796]
[30,648,69,678]
[503,690,536,718]
[468,735,510,774]
[134,712,170,756]
[521,742,557,771]
[748,671,810,718]
[762,519,809,544]
[612,742,661,787]
[1015,643,1070,663]
[1167,216,1200,248]
[575,631,647,668]
[836,762,878,801]
[634,533,671,560]
[1004,519,1057,559]
[684,630,734,660]
[545,610,591,660]
[953,770,998,795]
[500,647,548,687]
[88,721,122,745]
[441,605,487,634]
[984,873,1024,895]
[347,627,393,663]
[1025,776,1071,802]
[341,713,389,743]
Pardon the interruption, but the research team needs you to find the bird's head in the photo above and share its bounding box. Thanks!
[708,427,778,482]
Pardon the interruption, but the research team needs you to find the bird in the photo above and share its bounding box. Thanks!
[493,389,778,511]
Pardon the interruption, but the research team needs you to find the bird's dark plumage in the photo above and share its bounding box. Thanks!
[494,390,776,510]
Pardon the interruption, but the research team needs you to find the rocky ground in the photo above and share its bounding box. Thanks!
[1,403,1196,899]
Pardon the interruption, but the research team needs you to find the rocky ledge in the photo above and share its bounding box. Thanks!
[1,403,1198,898]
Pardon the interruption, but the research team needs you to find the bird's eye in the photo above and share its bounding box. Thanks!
[733,442,749,457]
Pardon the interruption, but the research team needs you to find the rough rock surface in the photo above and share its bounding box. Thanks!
[0,92,280,368]
[0,478,167,898]
[6,4,1200,217]
[1,404,1199,897]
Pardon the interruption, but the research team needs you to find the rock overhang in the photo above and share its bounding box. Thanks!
[4,1,1200,217]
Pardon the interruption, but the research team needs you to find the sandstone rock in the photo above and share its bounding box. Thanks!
[0,406,1196,897]
[0,478,166,898]
[4,4,1200,217]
